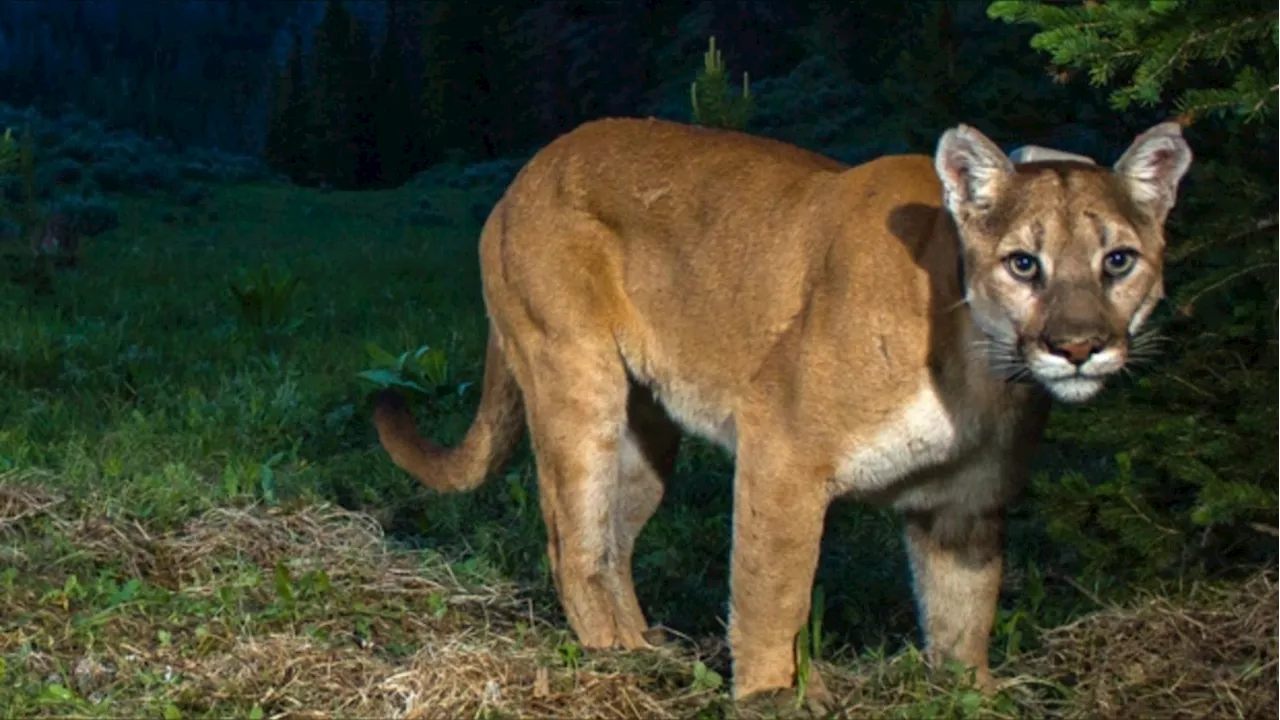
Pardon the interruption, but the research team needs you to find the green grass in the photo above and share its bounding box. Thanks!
[1,178,1273,719]
[2,182,478,515]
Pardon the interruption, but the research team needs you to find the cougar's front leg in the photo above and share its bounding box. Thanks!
[903,505,1006,690]
[727,433,832,709]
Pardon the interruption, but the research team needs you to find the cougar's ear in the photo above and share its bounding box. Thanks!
[935,124,1014,221]
[1113,121,1192,223]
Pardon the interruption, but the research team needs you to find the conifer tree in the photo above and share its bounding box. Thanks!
[372,0,415,187]
[689,36,754,131]
[297,0,379,188]
[307,0,354,186]
[418,1,525,161]
[988,0,1278,125]
[264,29,308,180]
[417,2,453,165]
[346,15,378,188]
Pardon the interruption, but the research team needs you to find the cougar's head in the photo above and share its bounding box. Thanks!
[934,122,1192,403]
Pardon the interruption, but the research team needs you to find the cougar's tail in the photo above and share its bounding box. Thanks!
[372,329,524,492]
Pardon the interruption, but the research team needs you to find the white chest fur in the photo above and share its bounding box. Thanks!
[830,381,1012,512]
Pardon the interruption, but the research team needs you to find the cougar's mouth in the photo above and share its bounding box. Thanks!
[1021,337,1129,403]
[971,335,1126,404]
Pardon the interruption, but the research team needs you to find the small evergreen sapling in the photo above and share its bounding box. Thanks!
[690,36,754,131]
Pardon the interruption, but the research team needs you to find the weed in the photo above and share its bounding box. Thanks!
[794,584,825,708]
[226,263,301,334]
[357,341,468,400]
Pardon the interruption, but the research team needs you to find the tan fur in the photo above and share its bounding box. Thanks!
[373,117,1191,708]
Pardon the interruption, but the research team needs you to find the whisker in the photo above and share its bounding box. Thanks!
[969,338,1017,353]
[982,354,1023,368]
[1005,367,1032,383]
[1130,331,1170,350]
[966,335,1028,382]
[1127,346,1165,362]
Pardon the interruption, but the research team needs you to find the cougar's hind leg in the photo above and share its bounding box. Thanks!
[487,209,664,649]
[611,383,681,643]
[512,333,657,649]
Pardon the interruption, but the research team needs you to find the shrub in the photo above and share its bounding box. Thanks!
[49,193,120,238]
[36,156,83,189]
[55,132,103,163]
[90,159,129,193]
[175,184,211,208]
[177,148,272,184]
[405,196,451,228]
[123,157,183,193]
[443,158,523,190]
[748,55,896,164]
[0,216,20,244]
[178,160,222,182]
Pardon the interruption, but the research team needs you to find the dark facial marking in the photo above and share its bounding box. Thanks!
[1082,210,1109,248]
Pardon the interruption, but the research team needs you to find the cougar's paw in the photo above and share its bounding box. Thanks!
[732,677,836,719]
[924,651,997,695]
[641,625,671,646]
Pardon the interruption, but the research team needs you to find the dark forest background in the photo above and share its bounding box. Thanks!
[0,2,1275,714]
[0,0,1161,189]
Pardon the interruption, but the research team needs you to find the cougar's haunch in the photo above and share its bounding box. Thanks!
[373,117,1191,707]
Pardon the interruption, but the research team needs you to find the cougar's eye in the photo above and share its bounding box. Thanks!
[1103,249,1138,278]
[1004,252,1041,282]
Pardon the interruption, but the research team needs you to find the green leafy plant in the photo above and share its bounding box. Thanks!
[690,36,754,131]
[992,561,1047,661]
[226,264,302,333]
[356,342,469,400]
[690,660,723,692]
[555,637,583,671]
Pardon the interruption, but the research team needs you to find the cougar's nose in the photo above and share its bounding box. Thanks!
[1042,335,1105,366]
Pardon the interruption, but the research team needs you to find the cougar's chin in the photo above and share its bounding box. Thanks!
[1039,375,1107,403]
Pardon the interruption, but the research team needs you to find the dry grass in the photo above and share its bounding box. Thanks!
[0,477,62,532]
[1016,570,1278,719]
[0,475,717,719]
[1,475,1275,719]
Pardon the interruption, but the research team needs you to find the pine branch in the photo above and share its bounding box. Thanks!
[989,0,1279,123]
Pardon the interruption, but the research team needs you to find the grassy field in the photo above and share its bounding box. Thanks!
[1,178,1274,719]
